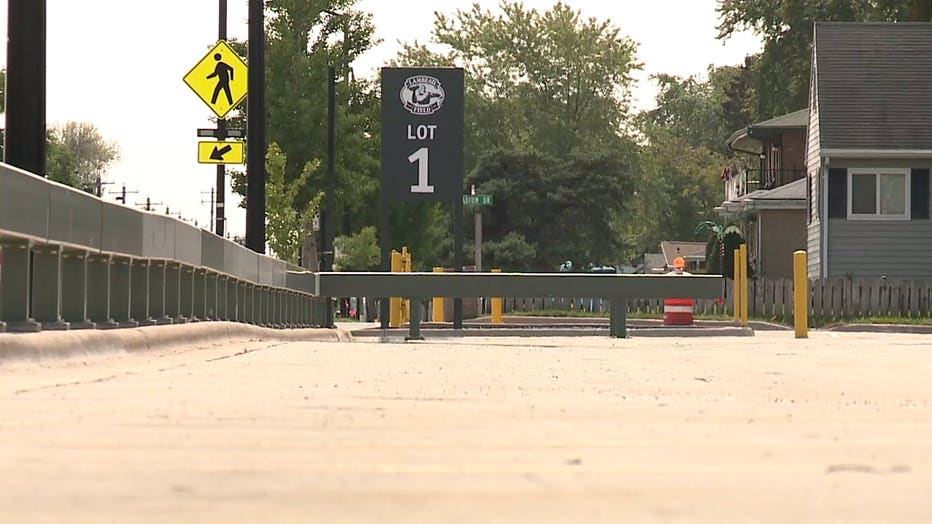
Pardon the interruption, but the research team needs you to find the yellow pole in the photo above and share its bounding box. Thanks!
[390,250,402,327]
[432,267,445,322]
[793,250,809,338]
[733,248,741,322]
[400,247,411,323]
[491,268,503,324]
[739,243,749,326]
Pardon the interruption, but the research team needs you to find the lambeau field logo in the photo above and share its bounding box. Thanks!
[400,75,445,115]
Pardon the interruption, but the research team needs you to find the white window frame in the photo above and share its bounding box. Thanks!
[847,168,911,221]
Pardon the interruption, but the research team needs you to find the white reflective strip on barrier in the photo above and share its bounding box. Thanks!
[663,305,694,313]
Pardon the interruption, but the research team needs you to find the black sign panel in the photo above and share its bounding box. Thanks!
[381,68,464,202]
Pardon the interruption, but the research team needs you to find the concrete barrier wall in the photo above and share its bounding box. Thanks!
[0,162,327,331]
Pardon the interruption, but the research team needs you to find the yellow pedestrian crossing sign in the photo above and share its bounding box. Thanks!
[183,40,248,119]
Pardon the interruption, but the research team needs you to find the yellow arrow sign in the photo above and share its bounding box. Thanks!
[183,40,248,119]
[198,141,245,164]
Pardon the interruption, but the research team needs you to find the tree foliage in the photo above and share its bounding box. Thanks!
[231,142,320,264]
[716,0,932,119]
[334,225,380,271]
[394,1,642,270]
[50,121,120,191]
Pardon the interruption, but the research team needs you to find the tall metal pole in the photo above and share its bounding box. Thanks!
[246,0,267,253]
[453,197,464,329]
[323,64,337,327]
[215,0,228,237]
[4,0,47,175]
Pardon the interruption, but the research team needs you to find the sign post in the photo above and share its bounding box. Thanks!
[380,68,465,329]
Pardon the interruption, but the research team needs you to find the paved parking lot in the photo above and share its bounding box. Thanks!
[2,330,931,523]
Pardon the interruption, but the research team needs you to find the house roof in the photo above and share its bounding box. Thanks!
[815,22,932,151]
[726,109,808,154]
[660,241,706,267]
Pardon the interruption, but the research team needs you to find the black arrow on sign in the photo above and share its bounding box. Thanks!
[210,144,233,161]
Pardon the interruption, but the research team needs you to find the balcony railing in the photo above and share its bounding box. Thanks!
[725,168,805,200]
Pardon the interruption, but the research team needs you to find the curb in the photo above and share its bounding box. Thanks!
[350,326,755,339]
[0,322,351,363]
[828,323,932,334]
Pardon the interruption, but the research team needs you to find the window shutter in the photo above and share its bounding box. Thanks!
[827,168,847,218]
[911,168,930,220]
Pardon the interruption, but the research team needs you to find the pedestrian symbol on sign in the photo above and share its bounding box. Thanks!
[208,53,234,106]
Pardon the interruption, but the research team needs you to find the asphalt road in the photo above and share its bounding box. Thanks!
[2,330,931,523]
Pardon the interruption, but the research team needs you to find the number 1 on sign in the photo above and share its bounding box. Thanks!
[408,148,434,194]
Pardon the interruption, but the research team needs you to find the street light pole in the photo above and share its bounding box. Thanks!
[245,0,267,253]
[4,0,47,175]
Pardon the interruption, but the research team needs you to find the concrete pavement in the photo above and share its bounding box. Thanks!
[2,330,932,523]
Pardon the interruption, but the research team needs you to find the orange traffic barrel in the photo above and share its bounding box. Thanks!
[663,297,695,326]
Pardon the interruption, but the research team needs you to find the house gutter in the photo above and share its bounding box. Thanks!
[821,149,932,159]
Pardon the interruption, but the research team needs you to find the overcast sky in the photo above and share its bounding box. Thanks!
[0,1,761,239]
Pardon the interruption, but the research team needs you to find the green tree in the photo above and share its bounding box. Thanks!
[716,0,931,120]
[48,121,120,192]
[395,2,643,269]
[231,142,320,263]
[334,225,379,271]
[396,1,640,172]
[625,125,727,257]
[45,129,81,188]
[644,64,755,155]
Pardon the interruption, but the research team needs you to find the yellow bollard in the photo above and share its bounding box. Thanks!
[390,250,402,327]
[491,268,503,324]
[733,248,741,322]
[739,243,749,326]
[400,247,412,324]
[432,267,445,322]
[793,250,808,338]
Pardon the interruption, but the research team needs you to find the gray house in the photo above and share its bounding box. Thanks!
[807,22,932,278]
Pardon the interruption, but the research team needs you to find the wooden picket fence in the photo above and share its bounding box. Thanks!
[494,278,932,320]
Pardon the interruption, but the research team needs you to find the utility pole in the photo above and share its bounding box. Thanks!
[4,0,46,175]
[215,0,228,237]
[201,188,216,232]
[109,184,138,205]
[136,197,162,213]
[245,0,267,253]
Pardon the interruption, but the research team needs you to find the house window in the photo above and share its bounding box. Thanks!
[847,168,910,220]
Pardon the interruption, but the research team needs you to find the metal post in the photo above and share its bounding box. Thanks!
[406,299,424,341]
[610,298,627,338]
[432,267,445,322]
[194,269,208,320]
[111,257,137,328]
[165,262,184,324]
[246,0,266,253]
[130,259,154,326]
[149,260,171,324]
[794,250,808,338]
[4,0,46,175]
[453,197,464,329]
[0,238,39,331]
[87,254,117,329]
[180,265,195,321]
[215,0,228,237]
[32,244,68,330]
[742,247,748,323]
[62,249,94,329]
[379,197,391,330]
[491,268,503,324]
[322,64,337,327]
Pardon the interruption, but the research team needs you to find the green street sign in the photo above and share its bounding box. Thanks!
[464,194,493,206]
